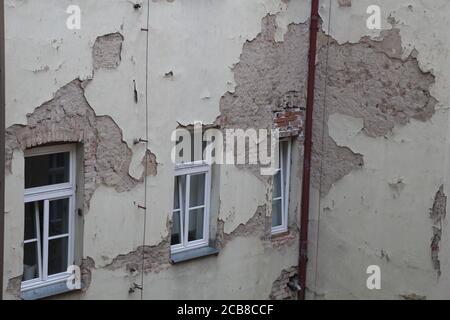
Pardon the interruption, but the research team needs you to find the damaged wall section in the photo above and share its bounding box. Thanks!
[93,33,124,70]
[312,29,437,194]
[5,79,157,208]
[269,266,298,300]
[218,15,308,137]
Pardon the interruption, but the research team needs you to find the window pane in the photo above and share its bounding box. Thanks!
[22,242,39,281]
[48,236,69,276]
[272,199,283,227]
[188,208,204,242]
[49,198,69,237]
[24,202,37,240]
[189,174,205,207]
[273,170,282,198]
[171,211,182,245]
[173,177,180,210]
[25,152,70,189]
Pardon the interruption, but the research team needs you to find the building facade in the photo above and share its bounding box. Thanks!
[2,0,450,300]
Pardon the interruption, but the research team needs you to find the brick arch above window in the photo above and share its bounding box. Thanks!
[5,79,157,209]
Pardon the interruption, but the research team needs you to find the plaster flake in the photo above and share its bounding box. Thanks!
[104,238,171,274]
[217,204,298,252]
[269,266,297,300]
[81,257,96,291]
[430,185,447,278]
[93,33,124,70]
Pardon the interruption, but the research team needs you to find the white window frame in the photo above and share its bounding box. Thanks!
[21,144,76,291]
[271,139,292,235]
[171,161,211,254]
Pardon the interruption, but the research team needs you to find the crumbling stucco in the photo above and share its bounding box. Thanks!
[80,257,96,291]
[399,293,426,300]
[312,29,437,194]
[269,266,298,300]
[430,185,447,278]
[104,237,171,274]
[218,15,308,134]
[338,0,351,8]
[93,33,124,70]
[217,204,297,250]
[217,205,270,249]
[5,79,157,207]
[6,276,22,300]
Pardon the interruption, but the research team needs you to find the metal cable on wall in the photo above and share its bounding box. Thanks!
[314,0,332,298]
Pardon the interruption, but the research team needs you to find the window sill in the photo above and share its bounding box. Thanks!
[271,229,290,238]
[170,246,219,264]
[21,280,84,300]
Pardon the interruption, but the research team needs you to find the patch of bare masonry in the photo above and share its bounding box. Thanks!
[93,33,124,70]
[216,204,297,251]
[104,237,171,274]
[80,257,96,291]
[312,29,437,194]
[216,205,270,249]
[6,276,22,299]
[338,0,351,7]
[214,16,303,248]
[430,185,447,278]
[269,266,298,300]
[219,14,308,131]
[400,293,426,300]
[5,79,157,208]
[217,15,307,176]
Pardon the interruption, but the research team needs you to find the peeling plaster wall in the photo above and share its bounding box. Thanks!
[9,0,450,301]
[3,0,308,299]
[306,0,450,300]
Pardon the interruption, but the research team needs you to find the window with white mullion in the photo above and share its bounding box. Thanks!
[183,174,191,246]
[171,165,210,253]
[271,139,292,234]
[22,145,75,290]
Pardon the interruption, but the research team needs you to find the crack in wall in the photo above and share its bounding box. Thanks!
[430,185,447,278]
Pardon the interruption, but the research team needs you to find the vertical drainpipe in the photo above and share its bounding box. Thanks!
[298,0,319,300]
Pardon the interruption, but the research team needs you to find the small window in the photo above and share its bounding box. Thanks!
[22,145,76,291]
[271,139,291,234]
[171,163,211,254]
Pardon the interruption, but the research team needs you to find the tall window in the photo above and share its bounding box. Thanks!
[22,144,76,290]
[171,163,211,253]
[271,139,291,234]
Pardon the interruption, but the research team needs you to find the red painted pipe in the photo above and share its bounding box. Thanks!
[298,0,320,300]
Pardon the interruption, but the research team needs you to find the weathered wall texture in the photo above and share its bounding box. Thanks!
[3,0,308,299]
[307,0,450,300]
[6,0,450,301]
